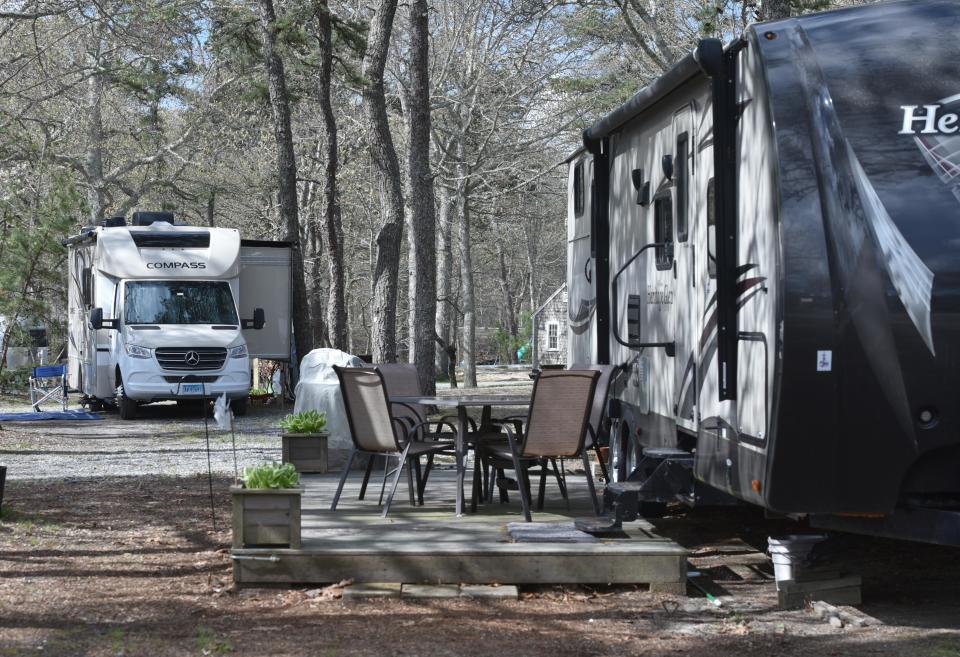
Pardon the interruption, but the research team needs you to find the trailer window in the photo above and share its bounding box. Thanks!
[654,193,673,271]
[124,281,239,325]
[707,178,717,279]
[676,132,689,242]
[573,162,585,218]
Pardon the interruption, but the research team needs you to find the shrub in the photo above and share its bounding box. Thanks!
[240,462,300,489]
[280,410,327,434]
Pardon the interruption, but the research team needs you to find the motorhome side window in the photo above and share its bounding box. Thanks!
[573,162,584,217]
[124,281,239,325]
[654,193,673,270]
[81,267,93,307]
[676,132,689,242]
[707,178,717,279]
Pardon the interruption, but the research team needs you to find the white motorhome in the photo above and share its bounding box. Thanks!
[64,211,291,419]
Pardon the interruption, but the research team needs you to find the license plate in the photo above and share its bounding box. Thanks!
[181,383,204,396]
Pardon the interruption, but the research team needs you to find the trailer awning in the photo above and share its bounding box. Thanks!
[582,49,707,152]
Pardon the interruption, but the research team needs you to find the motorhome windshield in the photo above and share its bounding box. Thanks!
[124,281,238,325]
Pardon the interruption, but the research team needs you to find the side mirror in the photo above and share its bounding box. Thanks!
[89,307,117,330]
[243,308,266,330]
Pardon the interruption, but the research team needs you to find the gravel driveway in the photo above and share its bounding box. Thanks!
[0,398,286,480]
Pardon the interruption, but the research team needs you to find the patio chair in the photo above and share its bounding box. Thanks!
[473,369,601,522]
[584,364,617,481]
[484,364,617,505]
[374,363,467,504]
[29,364,68,412]
[331,366,455,517]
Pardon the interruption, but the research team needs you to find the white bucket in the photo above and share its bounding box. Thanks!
[768,534,827,589]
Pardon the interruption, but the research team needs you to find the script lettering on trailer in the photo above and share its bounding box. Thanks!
[900,102,960,135]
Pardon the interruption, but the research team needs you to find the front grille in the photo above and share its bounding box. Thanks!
[163,375,219,383]
[155,347,227,371]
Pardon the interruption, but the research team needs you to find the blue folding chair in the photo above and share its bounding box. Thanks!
[29,364,67,412]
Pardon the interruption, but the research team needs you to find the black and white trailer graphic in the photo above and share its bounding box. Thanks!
[566,0,960,544]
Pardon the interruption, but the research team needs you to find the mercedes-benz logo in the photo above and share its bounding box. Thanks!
[184,351,201,366]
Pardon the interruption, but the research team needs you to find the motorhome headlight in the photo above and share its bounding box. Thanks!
[228,344,248,359]
[125,344,152,359]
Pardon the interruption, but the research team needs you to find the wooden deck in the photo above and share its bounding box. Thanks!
[231,467,687,590]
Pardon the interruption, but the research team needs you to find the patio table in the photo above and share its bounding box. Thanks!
[388,394,530,516]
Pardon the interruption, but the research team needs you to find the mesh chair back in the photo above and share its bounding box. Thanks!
[375,363,426,428]
[522,369,599,458]
[334,366,400,453]
[586,364,617,441]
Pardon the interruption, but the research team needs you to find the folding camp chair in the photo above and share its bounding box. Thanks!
[29,364,68,412]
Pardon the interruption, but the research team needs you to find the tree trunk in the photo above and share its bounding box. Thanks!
[762,0,791,20]
[405,0,437,395]
[523,213,540,311]
[316,0,348,351]
[363,0,404,364]
[257,0,313,368]
[85,69,106,223]
[206,191,216,227]
[491,214,518,364]
[435,182,454,376]
[456,142,477,388]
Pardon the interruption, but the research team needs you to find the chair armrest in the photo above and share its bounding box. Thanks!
[404,418,458,444]
[489,417,526,437]
[435,414,477,433]
[391,401,423,418]
[497,421,524,459]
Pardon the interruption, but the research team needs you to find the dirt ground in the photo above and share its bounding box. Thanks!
[1,400,959,656]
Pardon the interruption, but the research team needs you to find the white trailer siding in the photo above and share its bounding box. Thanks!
[239,242,292,360]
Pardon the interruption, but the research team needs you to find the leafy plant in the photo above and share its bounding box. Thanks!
[249,386,272,396]
[0,367,31,394]
[280,409,327,434]
[240,462,300,489]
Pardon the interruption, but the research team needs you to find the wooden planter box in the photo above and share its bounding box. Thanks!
[231,486,303,549]
[281,432,329,474]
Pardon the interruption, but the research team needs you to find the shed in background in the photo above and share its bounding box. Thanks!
[531,284,567,368]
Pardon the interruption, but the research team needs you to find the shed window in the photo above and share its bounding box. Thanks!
[546,322,559,351]
[654,193,673,271]
[676,132,689,242]
[573,162,584,218]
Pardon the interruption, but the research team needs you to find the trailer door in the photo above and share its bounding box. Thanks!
[239,242,292,361]
[672,107,697,433]
[567,157,596,366]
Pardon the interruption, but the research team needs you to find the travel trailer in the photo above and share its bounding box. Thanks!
[566,0,960,544]
[64,211,291,419]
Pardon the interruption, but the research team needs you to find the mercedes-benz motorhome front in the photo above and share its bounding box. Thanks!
[66,212,291,419]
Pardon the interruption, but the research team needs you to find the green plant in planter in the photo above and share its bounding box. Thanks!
[240,462,300,489]
[280,410,327,434]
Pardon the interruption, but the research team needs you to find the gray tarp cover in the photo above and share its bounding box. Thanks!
[293,348,364,451]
